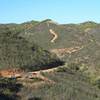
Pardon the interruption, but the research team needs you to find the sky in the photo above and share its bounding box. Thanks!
[0,0,100,24]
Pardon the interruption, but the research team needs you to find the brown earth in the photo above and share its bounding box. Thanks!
[50,46,83,57]
[49,29,58,43]
[0,68,23,78]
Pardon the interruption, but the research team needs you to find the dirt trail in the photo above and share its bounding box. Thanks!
[49,29,58,43]
[0,67,58,85]
[50,46,83,57]
[0,68,23,78]
[47,21,58,43]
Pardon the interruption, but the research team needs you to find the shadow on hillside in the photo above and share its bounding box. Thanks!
[25,60,65,71]
[0,78,23,100]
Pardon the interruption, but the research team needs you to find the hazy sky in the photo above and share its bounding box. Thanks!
[0,0,100,24]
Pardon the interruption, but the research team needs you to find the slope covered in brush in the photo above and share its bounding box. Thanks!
[18,20,100,49]
[20,69,100,100]
[17,20,100,81]
[0,24,63,71]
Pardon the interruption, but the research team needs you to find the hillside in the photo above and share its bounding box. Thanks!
[0,19,100,100]
[16,20,100,80]
[19,69,100,100]
[19,20,100,49]
[1,19,100,79]
[0,23,63,71]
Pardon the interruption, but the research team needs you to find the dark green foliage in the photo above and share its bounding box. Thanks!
[79,21,98,30]
[94,79,100,89]
[28,97,41,100]
[67,62,80,71]
[0,78,22,100]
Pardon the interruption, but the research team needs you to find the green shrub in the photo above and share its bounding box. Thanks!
[0,78,22,100]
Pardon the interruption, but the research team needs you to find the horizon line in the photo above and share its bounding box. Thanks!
[0,19,100,25]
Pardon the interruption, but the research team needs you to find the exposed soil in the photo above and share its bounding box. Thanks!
[50,46,83,57]
[49,29,58,43]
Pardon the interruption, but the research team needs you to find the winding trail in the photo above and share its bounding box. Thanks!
[49,29,58,43]
[47,21,58,43]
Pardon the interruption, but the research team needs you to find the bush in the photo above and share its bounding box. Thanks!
[0,78,22,100]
